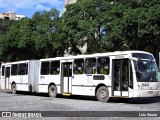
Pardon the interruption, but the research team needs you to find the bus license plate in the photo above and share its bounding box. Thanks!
[148,91,153,94]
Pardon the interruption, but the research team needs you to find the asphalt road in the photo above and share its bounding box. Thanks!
[0,89,160,120]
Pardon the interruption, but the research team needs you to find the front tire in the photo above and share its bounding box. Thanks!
[11,84,16,94]
[48,85,57,97]
[96,86,109,102]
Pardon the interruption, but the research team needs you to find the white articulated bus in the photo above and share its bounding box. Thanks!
[0,51,159,102]
[0,60,40,93]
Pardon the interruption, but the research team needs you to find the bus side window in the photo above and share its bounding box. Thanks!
[85,58,96,74]
[18,63,27,75]
[97,57,110,75]
[2,66,4,76]
[26,63,28,75]
[41,62,49,75]
[11,64,18,76]
[5,67,10,77]
[50,61,60,75]
[74,59,84,74]
[129,61,133,88]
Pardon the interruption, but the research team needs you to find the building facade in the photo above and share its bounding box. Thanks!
[63,0,77,12]
[0,11,25,20]
[64,0,77,5]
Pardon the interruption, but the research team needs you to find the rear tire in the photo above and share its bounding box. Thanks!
[48,85,57,97]
[11,84,16,94]
[96,86,109,102]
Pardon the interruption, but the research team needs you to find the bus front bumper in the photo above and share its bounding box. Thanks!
[133,90,159,97]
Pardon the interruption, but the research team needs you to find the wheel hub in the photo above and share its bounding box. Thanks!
[12,85,15,90]
[100,91,107,99]
[51,88,55,94]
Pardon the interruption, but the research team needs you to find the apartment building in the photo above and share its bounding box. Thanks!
[0,11,25,20]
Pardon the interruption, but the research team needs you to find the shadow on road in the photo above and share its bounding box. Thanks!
[1,89,160,104]
[3,89,97,101]
[109,97,160,104]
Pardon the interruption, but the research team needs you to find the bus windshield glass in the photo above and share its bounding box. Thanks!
[132,53,158,82]
[132,53,153,60]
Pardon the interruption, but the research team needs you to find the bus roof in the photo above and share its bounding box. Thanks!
[1,60,30,66]
[1,51,152,64]
[40,50,152,61]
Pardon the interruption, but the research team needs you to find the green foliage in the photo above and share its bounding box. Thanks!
[62,0,111,54]
[0,20,16,61]
[106,0,160,55]
[0,8,63,61]
[0,0,159,62]
[0,19,15,34]
[61,0,160,56]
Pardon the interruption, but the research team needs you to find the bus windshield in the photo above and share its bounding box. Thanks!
[135,60,158,82]
[132,53,158,82]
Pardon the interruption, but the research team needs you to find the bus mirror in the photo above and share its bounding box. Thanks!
[133,60,138,71]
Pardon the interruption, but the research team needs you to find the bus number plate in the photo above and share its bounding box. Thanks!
[148,91,153,94]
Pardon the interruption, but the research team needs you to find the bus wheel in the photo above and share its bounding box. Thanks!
[96,86,109,102]
[48,85,57,97]
[11,84,16,94]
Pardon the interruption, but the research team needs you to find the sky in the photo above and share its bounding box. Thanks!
[0,0,64,18]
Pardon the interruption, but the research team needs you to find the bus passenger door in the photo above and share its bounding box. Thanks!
[5,67,10,89]
[61,62,72,94]
[112,59,130,97]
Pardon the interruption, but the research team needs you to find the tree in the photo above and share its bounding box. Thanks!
[61,0,160,56]
[31,8,62,58]
[0,19,15,34]
[0,8,63,61]
[62,0,111,54]
[0,19,16,61]
[106,0,160,58]
[0,0,159,62]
